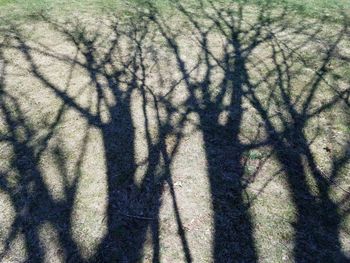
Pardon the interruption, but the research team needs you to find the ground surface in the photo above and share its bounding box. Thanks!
[0,1,349,262]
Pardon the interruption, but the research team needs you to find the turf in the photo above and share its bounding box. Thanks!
[1,0,350,22]
[0,1,349,262]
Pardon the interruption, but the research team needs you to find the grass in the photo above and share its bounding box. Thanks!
[0,0,349,23]
[0,0,349,262]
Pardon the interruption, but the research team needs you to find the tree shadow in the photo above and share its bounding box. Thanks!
[0,1,349,262]
[0,36,83,262]
[149,0,350,261]
[148,1,278,260]
[244,18,350,261]
[1,12,192,262]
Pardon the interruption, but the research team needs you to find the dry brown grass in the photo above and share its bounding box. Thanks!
[0,2,349,262]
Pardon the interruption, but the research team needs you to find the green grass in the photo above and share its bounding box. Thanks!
[251,0,349,22]
[0,0,349,23]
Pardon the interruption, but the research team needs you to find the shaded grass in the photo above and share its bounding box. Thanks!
[0,1,349,262]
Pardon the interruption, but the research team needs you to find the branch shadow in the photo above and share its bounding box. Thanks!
[0,1,349,262]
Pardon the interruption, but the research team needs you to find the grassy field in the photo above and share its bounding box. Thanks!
[0,1,349,262]
[1,0,350,22]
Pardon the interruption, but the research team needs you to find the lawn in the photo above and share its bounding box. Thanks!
[0,0,349,262]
